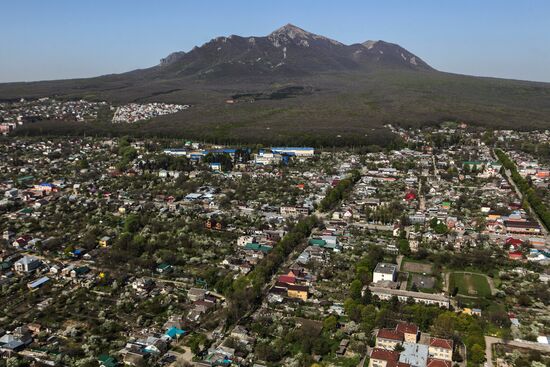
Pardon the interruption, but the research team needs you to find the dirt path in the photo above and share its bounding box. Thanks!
[397,255,404,270]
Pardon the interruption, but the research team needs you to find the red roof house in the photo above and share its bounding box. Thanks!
[429,337,453,350]
[508,251,524,260]
[277,275,296,284]
[377,328,405,341]
[396,322,419,336]
[427,358,452,367]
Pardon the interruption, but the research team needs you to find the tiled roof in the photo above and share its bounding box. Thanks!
[377,328,404,341]
[370,348,400,362]
[430,337,453,350]
[427,358,452,367]
[396,322,418,335]
[278,275,296,284]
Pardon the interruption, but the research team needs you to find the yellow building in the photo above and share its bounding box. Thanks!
[99,236,112,247]
[287,284,308,301]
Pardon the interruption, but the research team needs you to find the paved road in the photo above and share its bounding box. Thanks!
[485,336,550,367]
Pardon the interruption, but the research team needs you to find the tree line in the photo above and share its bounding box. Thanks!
[225,215,320,326]
[319,170,361,212]
[495,149,550,230]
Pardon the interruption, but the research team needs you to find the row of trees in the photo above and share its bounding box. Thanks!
[139,154,193,172]
[495,149,550,230]
[117,137,138,170]
[225,215,320,325]
[319,170,361,212]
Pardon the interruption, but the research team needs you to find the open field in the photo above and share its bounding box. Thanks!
[402,259,433,274]
[449,272,492,298]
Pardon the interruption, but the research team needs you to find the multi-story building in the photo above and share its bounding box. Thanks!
[428,338,453,361]
[369,286,450,308]
[376,328,404,350]
[373,263,398,283]
[397,322,419,343]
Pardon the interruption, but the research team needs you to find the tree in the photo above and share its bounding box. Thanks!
[517,293,531,307]
[398,239,411,256]
[350,279,363,300]
[361,287,373,305]
[469,344,485,365]
[356,265,371,284]
[124,214,141,234]
[431,312,456,339]
[187,333,208,355]
[451,287,459,297]
[77,158,89,170]
[323,315,338,332]
[6,358,22,367]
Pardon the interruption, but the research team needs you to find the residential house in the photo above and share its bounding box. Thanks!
[376,328,404,350]
[99,236,112,247]
[287,284,309,301]
[428,338,453,361]
[397,322,419,343]
[188,288,207,302]
[14,255,41,273]
[368,348,401,367]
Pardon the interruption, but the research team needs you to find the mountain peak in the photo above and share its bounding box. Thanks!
[268,23,343,47]
[269,23,314,39]
[362,40,380,50]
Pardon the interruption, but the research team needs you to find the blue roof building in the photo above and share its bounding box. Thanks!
[165,327,186,339]
[28,276,50,290]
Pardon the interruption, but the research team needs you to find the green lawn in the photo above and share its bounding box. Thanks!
[449,272,491,298]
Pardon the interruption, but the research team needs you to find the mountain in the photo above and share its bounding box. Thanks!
[154,24,432,78]
[2,24,550,146]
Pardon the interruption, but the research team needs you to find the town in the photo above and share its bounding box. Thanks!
[0,99,190,135]
[0,123,549,367]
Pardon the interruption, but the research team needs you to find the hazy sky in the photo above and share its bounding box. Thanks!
[2,0,550,83]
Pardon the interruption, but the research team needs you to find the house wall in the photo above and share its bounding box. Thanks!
[287,289,307,301]
[403,332,417,343]
[372,290,449,308]
[376,338,400,351]
[369,358,387,367]
[373,270,396,283]
[429,346,452,361]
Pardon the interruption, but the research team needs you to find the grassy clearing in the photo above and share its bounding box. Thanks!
[449,272,491,298]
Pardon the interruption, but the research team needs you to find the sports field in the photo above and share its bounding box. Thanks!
[449,272,492,298]
[402,260,433,274]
